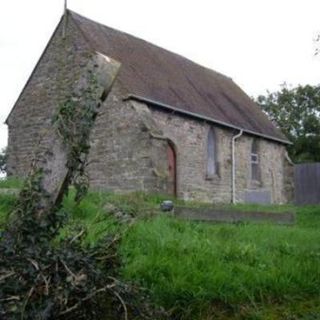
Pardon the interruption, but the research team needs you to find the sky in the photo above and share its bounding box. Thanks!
[0,0,319,150]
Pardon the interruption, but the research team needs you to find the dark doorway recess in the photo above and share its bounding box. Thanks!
[167,142,177,196]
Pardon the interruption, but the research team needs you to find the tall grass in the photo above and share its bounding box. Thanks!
[120,206,320,319]
[121,216,320,299]
[0,188,320,319]
[59,191,164,244]
[0,194,16,228]
[0,177,23,189]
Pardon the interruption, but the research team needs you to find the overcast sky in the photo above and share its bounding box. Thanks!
[0,0,319,150]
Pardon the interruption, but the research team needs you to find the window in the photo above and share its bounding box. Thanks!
[207,128,217,177]
[251,139,260,181]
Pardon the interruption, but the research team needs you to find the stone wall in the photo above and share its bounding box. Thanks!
[6,15,170,196]
[235,136,291,204]
[6,16,93,177]
[86,89,169,194]
[149,106,292,204]
[6,15,293,204]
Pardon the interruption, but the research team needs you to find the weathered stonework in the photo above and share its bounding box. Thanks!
[148,106,293,204]
[6,17,93,177]
[86,88,169,194]
[6,13,294,204]
[235,135,292,204]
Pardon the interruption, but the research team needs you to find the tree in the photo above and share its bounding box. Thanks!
[0,147,6,174]
[256,84,320,163]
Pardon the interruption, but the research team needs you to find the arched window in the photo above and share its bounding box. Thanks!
[251,139,260,181]
[207,128,217,177]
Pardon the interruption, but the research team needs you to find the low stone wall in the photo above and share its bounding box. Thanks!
[174,207,295,225]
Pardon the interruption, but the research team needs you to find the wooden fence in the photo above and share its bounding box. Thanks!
[294,163,320,205]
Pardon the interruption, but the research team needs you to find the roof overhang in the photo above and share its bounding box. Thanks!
[124,94,292,145]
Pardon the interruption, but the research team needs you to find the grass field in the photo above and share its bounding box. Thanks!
[1,178,320,319]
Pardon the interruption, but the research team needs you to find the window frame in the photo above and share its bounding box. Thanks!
[250,139,260,182]
[206,127,219,179]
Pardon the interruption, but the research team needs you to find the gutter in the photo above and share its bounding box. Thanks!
[123,94,292,145]
[231,129,243,204]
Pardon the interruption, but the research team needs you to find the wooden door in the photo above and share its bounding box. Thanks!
[167,143,177,196]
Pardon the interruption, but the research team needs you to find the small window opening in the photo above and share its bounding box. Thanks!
[251,139,260,181]
[207,128,217,177]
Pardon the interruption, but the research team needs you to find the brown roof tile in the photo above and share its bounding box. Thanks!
[70,11,289,143]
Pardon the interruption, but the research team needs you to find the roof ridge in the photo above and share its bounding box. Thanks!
[68,10,95,51]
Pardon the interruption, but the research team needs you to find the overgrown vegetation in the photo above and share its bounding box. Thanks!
[0,193,15,228]
[0,60,104,318]
[0,54,163,319]
[121,213,320,319]
[0,177,23,189]
[0,171,145,319]
[0,179,165,319]
[60,196,320,320]
[1,183,319,319]
[0,147,7,174]
[52,68,100,202]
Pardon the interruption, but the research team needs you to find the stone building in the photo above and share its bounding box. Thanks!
[5,11,294,204]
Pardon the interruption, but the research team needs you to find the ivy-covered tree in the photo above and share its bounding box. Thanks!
[0,147,6,174]
[256,84,320,163]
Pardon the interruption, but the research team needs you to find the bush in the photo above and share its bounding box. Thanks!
[0,179,165,320]
[0,147,7,174]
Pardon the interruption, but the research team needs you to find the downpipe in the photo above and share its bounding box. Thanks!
[232,129,243,204]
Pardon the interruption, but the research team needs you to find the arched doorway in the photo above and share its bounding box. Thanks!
[167,142,177,196]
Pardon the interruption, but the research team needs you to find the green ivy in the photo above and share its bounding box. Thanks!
[53,71,100,203]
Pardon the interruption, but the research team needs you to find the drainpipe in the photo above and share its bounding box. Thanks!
[232,129,243,204]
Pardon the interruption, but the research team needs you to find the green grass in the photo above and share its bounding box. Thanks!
[59,191,125,245]
[60,193,320,319]
[0,194,16,228]
[120,214,320,318]
[0,177,23,189]
[1,188,320,319]
[0,178,22,228]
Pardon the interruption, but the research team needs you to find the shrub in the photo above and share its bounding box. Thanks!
[0,176,165,319]
[0,147,7,174]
